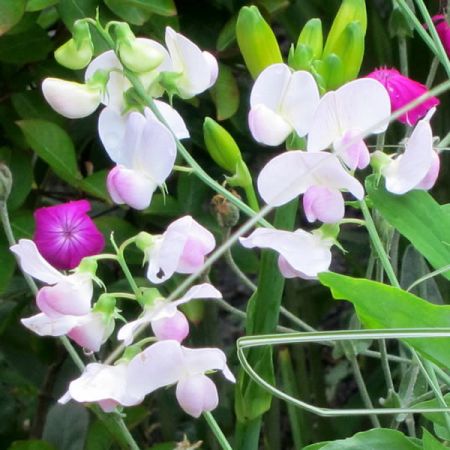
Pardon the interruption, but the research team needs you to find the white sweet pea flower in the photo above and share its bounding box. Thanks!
[248,63,320,146]
[127,340,235,418]
[104,112,177,210]
[118,283,221,345]
[59,362,143,412]
[85,39,171,110]
[145,216,216,284]
[257,151,364,223]
[382,114,440,194]
[41,78,102,119]
[163,27,218,99]
[307,78,391,170]
[10,239,93,317]
[240,228,333,279]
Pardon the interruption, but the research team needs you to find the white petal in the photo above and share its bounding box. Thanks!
[21,313,79,336]
[248,104,292,146]
[98,107,128,164]
[68,312,113,352]
[240,228,332,278]
[10,239,63,284]
[145,102,190,139]
[383,119,434,195]
[127,340,184,398]
[257,151,364,207]
[203,51,219,88]
[281,70,320,137]
[176,374,218,417]
[42,78,101,119]
[303,186,345,223]
[117,316,150,346]
[250,63,291,111]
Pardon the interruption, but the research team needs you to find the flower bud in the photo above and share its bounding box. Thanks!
[226,159,252,189]
[330,21,365,83]
[323,0,367,58]
[236,6,283,78]
[203,117,242,174]
[288,44,313,71]
[76,257,98,276]
[115,23,164,73]
[0,163,12,203]
[210,193,240,228]
[297,18,323,61]
[93,294,117,315]
[135,231,155,252]
[54,21,94,70]
[317,53,345,91]
[389,4,414,39]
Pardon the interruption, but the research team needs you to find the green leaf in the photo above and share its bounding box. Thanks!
[17,119,82,185]
[104,0,176,25]
[84,420,112,450]
[11,210,34,239]
[0,25,53,64]
[319,272,450,369]
[367,175,450,281]
[26,0,59,12]
[422,428,448,450]
[8,440,57,450]
[42,403,88,450]
[80,170,110,201]
[0,0,26,36]
[415,394,450,429]
[216,16,237,51]
[303,429,421,450]
[210,63,240,121]
[0,239,15,293]
[58,0,97,30]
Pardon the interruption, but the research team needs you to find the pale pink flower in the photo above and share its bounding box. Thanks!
[366,68,439,126]
[33,200,104,270]
[249,63,320,146]
[303,186,345,224]
[127,340,235,417]
[145,216,215,284]
[118,283,221,345]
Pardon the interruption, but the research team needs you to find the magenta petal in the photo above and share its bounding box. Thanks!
[433,15,450,57]
[33,200,105,270]
[366,68,439,126]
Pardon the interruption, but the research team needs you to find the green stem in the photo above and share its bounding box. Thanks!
[244,183,260,212]
[203,411,232,450]
[379,339,395,393]
[398,35,409,76]
[426,57,440,87]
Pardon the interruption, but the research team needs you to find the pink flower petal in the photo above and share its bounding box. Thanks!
[175,374,218,417]
[303,186,345,223]
[151,310,190,342]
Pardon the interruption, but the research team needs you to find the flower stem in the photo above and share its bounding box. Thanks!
[203,411,232,450]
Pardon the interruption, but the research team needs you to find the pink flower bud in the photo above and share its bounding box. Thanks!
[33,200,104,270]
[151,310,190,342]
[366,68,439,126]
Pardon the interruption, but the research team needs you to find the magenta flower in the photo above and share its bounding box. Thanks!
[33,200,105,270]
[366,68,439,126]
[432,15,450,56]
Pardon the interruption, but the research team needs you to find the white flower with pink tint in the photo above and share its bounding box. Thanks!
[145,216,216,284]
[240,228,333,279]
[164,27,218,99]
[307,78,391,170]
[382,114,440,194]
[59,362,143,412]
[104,111,177,210]
[257,151,364,223]
[118,283,221,345]
[127,340,235,417]
[249,63,320,146]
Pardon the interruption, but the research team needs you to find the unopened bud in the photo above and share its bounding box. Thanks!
[323,0,367,58]
[389,4,415,39]
[203,117,242,174]
[94,294,116,315]
[210,193,240,228]
[115,23,164,73]
[297,18,323,61]
[317,53,345,91]
[288,44,313,71]
[236,6,283,78]
[54,21,93,70]
[0,164,12,203]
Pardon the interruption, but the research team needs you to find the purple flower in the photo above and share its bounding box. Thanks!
[432,15,450,56]
[33,200,105,270]
[366,68,439,126]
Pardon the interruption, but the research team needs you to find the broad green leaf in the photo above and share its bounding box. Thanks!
[12,91,63,123]
[143,193,180,217]
[84,420,112,450]
[0,26,53,64]
[42,403,88,450]
[26,0,59,12]
[216,16,237,51]
[58,0,97,30]
[367,175,450,281]
[423,428,448,450]
[0,239,15,293]
[0,0,26,36]
[210,63,240,121]
[415,394,450,429]
[319,272,450,369]
[8,440,57,450]
[80,170,110,201]
[104,0,176,25]
[10,210,34,239]
[17,119,82,185]
[303,429,421,450]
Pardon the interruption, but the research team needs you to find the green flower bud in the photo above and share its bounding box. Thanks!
[389,4,415,39]
[317,53,345,91]
[93,294,117,315]
[288,44,313,71]
[297,18,323,60]
[135,231,155,252]
[323,0,367,58]
[54,21,93,70]
[236,6,283,79]
[203,117,242,174]
[115,23,164,73]
[331,21,365,83]
[76,257,98,276]
[0,163,12,203]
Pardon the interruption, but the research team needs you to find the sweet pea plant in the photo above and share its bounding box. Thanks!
[1,0,450,449]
